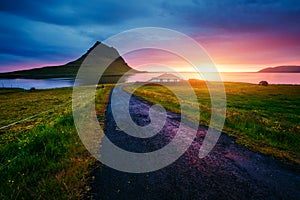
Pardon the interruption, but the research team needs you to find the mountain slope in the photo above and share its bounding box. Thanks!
[258,65,300,73]
[0,41,138,79]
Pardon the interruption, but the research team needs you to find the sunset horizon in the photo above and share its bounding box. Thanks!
[0,1,299,73]
[0,40,298,73]
[1,1,299,199]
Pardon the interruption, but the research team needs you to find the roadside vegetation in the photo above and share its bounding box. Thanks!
[0,85,113,199]
[126,80,300,165]
[1,80,299,198]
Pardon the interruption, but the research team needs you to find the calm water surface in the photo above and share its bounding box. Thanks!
[0,73,299,89]
[126,72,300,85]
[0,78,74,90]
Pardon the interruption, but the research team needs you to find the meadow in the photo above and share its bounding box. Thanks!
[0,85,113,199]
[0,81,299,199]
[126,80,300,164]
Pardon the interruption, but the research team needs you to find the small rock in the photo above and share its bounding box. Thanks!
[259,81,268,86]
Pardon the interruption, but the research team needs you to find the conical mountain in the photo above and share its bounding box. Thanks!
[0,41,138,80]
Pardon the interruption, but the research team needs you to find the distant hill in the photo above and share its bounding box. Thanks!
[0,41,139,80]
[258,66,300,73]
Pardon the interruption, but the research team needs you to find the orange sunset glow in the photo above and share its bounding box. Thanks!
[122,33,300,72]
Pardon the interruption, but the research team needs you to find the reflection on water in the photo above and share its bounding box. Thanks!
[0,72,299,89]
[126,72,300,85]
[0,78,74,90]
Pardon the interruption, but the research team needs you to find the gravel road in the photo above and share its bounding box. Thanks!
[87,86,300,200]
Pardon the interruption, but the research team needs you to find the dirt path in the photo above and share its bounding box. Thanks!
[87,86,300,200]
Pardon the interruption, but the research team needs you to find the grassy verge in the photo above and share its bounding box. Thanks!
[125,81,300,165]
[0,85,113,199]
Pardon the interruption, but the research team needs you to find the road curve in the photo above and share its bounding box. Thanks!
[87,85,300,200]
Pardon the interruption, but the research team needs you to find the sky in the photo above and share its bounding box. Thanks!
[0,0,299,72]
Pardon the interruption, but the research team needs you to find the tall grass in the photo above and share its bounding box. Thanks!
[0,85,113,199]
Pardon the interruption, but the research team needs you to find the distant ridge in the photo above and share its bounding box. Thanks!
[0,41,138,80]
[258,65,300,73]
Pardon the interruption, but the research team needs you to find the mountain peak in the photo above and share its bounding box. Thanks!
[91,41,101,49]
[0,41,138,80]
[85,41,101,55]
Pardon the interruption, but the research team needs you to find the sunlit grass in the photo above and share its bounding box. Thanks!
[125,81,300,164]
[0,88,73,128]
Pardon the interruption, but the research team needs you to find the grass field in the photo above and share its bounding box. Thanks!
[0,85,113,199]
[0,80,299,198]
[125,80,300,164]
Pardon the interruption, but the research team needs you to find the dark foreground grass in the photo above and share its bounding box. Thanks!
[126,81,300,164]
[0,85,113,199]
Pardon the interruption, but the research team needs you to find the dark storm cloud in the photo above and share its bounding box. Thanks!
[158,0,300,66]
[0,0,157,72]
[0,0,299,72]
[162,0,300,33]
[0,0,148,26]
[0,0,128,70]
[0,13,84,68]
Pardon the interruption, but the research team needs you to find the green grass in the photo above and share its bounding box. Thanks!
[0,88,25,94]
[125,81,300,164]
[0,88,72,129]
[1,81,299,199]
[0,85,113,199]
